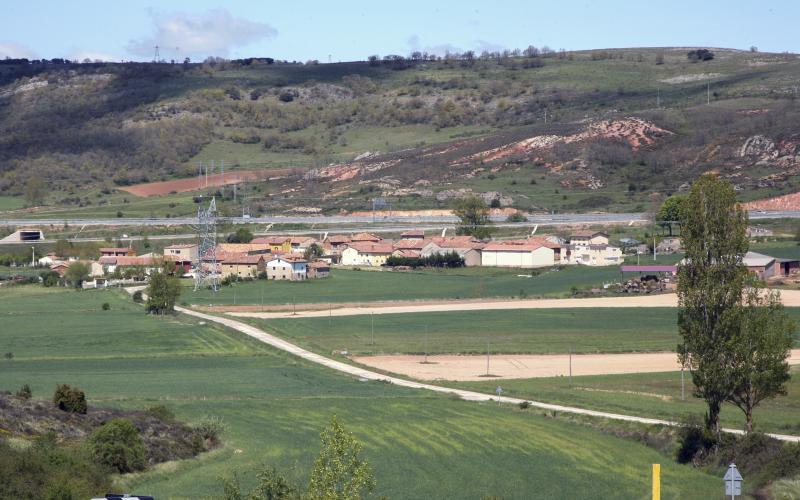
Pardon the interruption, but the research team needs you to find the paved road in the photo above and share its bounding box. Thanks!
[158,298,800,442]
[3,210,800,227]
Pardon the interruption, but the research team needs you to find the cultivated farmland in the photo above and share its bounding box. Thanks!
[0,286,721,498]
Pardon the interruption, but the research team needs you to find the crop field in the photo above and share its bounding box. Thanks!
[186,266,624,306]
[453,367,800,436]
[0,285,720,498]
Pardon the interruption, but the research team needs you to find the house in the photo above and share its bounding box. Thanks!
[392,239,428,252]
[567,232,623,266]
[251,236,292,253]
[38,252,61,266]
[400,230,425,240]
[220,254,265,278]
[266,256,308,280]
[99,247,136,257]
[746,226,774,238]
[216,243,273,255]
[324,235,352,253]
[350,232,382,243]
[163,243,198,272]
[99,255,173,276]
[655,237,682,255]
[289,236,318,252]
[307,260,331,279]
[421,237,484,267]
[50,262,71,277]
[778,258,800,277]
[743,251,777,280]
[481,239,561,268]
[341,243,393,266]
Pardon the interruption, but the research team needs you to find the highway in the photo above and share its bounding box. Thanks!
[1,210,796,228]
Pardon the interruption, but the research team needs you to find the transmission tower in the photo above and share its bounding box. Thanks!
[153,45,161,63]
[195,197,219,292]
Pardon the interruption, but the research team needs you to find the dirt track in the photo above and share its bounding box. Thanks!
[119,169,296,197]
[352,350,800,381]
[229,290,800,319]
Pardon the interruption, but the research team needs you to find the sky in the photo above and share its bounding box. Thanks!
[1,1,798,62]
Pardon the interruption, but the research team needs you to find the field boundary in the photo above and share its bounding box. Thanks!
[150,294,800,442]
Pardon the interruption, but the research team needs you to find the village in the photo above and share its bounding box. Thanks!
[28,225,800,290]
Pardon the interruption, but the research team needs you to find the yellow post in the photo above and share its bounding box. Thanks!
[652,463,661,500]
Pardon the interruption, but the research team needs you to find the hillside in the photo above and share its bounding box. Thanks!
[2,47,800,217]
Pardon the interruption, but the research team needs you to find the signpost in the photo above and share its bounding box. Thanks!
[724,463,743,499]
[495,386,503,405]
[652,464,660,500]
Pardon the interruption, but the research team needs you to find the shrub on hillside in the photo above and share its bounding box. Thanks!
[53,384,87,414]
[146,404,176,423]
[132,290,143,303]
[101,302,110,311]
[193,415,227,446]
[88,419,146,473]
[16,384,32,400]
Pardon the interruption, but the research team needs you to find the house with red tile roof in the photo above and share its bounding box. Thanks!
[341,242,393,266]
[481,238,562,268]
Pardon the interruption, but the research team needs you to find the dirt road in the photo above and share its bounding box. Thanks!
[352,350,800,381]
[229,290,800,320]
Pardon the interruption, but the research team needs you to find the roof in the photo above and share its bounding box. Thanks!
[308,260,330,269]
[400,230,425,238]
[570,231,608,239]
[101,256,173,266]
[290,236,316,245]
[351,232,381,242]
[99,247,132,253]
[217,243,272,254]
[392,239,428,250]
[251,236,291,245]
[221,254,264,265]
[267,255,308,264]
[164,243,197,249]
[346,242,394,254]
[743,251,776,267]
[482,239,555,252]
[428,236,484,249]
[621,265,677,273]
[326,235,351,244]
[393,249,421,258]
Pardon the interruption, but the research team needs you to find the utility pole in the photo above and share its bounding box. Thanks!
[544,108,548,124]
[681,364,685,401]
[707,80,710,105]
[31,246,35,267]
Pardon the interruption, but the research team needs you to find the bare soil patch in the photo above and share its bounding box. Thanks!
[351,350,800,381]
[120,168,296,197]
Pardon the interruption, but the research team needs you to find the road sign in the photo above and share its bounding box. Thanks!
[723,463,743,498]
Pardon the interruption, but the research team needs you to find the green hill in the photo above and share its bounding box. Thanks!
[2,47,800,217]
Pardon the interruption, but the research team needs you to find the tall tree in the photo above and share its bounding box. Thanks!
[453,196,492,240]
[307,415,375,500]
[24,176,45,206]
[677,174,749,439]
[728,286,794,432]
[64,261,90,289]
[656,195,687,236]
[146,261,181,314]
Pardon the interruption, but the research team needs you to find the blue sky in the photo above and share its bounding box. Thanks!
[1,1,797,62]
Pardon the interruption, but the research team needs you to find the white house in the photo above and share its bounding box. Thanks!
[266,256,308,280]
[340,243,393,266]
[480,239,561,268]
[566,232,623,266]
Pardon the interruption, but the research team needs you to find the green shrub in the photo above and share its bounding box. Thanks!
[518,401,531,410]
[676,417,713,464]
[193,415,227,445]
[53,384,87,414]
[16,384,32,400]
[146,404,175,423]
[132,290,143,303]
[88,419,146,473]
[101,302,110,311]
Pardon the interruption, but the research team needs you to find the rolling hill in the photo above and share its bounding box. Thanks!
[1,47,800,218]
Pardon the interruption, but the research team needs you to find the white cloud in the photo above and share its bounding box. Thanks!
[406,35,462,56]
[126,9,277,58]
[475,40,506,54]
[0,41,37,59]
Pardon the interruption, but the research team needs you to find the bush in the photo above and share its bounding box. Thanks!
[132,290,143,303]
[16,384,32,400]
[193,415,226,445]
[518,401,530,410]
[676,417,713,464]
[147,404,176,423]
[39,270,60,287]
[506,212,527,223]
[53,384,87,414]
[101,302,110,311]
[87,419,146,473]
[385,251,465,269]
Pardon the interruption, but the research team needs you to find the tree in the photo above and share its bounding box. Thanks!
[53,384,87,414]
[304,243,324,261]
[222,466,299,500]
[146,261,181,314]
[64,261,90,289]
[656,195,687,236]
[677,174,749,440]
[88,419,146,473]
[53,239,72,257]
[655,53,665,65]
[227,227,254,243]
[24,176,45,206]
[728,287,794,432]
[307,415,375,500]
[453,196,492,239]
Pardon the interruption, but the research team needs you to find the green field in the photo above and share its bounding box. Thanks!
[453,368,800,436]
[256,307,800,357]
[186,266,625,306]
[0,285,720,498]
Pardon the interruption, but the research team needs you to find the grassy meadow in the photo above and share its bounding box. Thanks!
[0,285,721,498]
[185,266,624,306]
